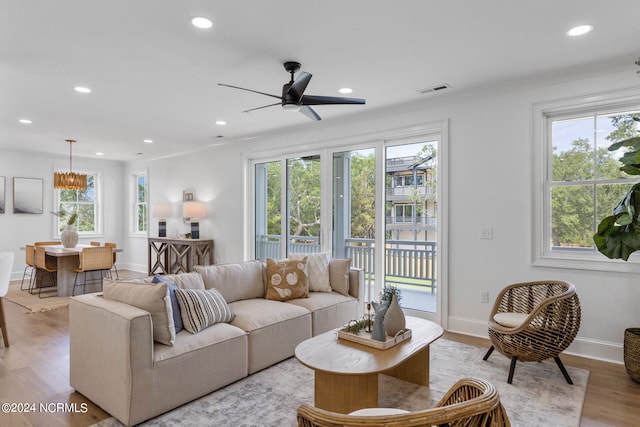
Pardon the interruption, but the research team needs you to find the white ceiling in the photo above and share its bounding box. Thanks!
[2,0,640,161]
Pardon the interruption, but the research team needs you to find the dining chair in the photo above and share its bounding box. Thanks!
[34,246,58,298]
[90,241,101,246]
[72,246,113,296]
[20,244,36,291]
[34,241,61,246]
[105,242,119,279]
[0,252,15,347]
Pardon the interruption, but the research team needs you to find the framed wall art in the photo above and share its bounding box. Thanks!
[13,177,43,214]
[0,176,5,214]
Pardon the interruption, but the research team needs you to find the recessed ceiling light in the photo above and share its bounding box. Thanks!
[566,24,593,37]
[96,152,104,156]
[18,118,32,124]
[143,139,153,143]
[190,16,213,29]
[74,86,92,93]
[215,120,226,125]
[339,88,353,94]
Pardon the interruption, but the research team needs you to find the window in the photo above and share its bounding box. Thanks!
[533,89,640,270]
[135,173,148,233]
[56,173,100,235]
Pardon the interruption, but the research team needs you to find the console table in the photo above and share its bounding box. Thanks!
[148,237,214,275]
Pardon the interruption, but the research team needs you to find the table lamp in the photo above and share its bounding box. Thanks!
[183,202,207,239]
[152,203,173,237]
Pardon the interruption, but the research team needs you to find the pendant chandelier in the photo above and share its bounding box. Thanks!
[54,139,87,190]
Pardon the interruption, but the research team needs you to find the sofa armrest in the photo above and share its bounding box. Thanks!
[69,293,154,427]
[348,267,365,305]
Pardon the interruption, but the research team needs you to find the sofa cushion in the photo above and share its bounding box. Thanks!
[329,258,352,296]
[287,291,356,312]
[126,272,206,290]
[195,260,264,303]
[175,288,235,334]
[103,280,175,346]
[228,298,310,332]
[266,257,309,301]
[152,275,183,333]
[290,252,332,292]
[494,312,528,328]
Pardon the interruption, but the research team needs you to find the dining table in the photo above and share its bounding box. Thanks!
[22,244,122,297]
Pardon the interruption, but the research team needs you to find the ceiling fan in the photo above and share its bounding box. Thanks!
[218,61,366,121]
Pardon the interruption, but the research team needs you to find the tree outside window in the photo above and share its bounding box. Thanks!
[136,174,148,233]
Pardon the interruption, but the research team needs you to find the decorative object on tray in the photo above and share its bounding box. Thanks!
[371,300,389,341]
[338,320,412,350]
[380,285,406,336]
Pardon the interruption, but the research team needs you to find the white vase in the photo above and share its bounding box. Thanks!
[384,294,406,336]
[61,227,79,248]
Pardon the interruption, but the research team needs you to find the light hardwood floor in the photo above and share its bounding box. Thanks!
[0,271,639,426]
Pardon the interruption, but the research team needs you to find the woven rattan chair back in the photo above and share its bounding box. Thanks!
[104,242,119,279]
[483,280,581,384]
[297,377,511,427]
[77,246,113,272]
[34,241,61,246]
[90,241,101,246]
[33,246,57,298]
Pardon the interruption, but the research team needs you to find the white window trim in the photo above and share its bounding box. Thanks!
[130,169,149,237]
[52,169,103,239]
[532,87,640,272]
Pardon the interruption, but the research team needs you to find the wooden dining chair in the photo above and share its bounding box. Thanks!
[90,241,101,246]
[0,252,15,347]
[105,242,119,279]
[20,244,36,291]
[34,246,58,298]
[34,241,61,246]
[72,246,114,296]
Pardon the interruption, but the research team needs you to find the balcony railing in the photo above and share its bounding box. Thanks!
[256,235,436,293]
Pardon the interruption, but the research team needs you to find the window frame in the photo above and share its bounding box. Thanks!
[532,87,640,272]
[133,172,148,234]
[53,170,102,238]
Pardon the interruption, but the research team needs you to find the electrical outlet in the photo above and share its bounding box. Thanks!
[480,291,489,303]
[480,227,493,239]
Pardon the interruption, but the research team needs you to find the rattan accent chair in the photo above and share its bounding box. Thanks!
[297,377,511,427]
[34,246,58,298]
[72,246,113,296]
[482,280,581,384]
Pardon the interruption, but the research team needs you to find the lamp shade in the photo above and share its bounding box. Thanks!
[183,201,207,219]
[151,203,173,219]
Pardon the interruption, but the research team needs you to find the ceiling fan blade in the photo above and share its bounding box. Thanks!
[218,83,282,100]
[287,72,313,100]
[243,102,281,113]
[299,105,321,121]
[300,94,366,106]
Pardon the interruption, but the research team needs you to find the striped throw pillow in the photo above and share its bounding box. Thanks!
[174,288,235,334]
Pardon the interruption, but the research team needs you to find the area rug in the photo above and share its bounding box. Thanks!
[91,337,589,427]
[4,280,69,313]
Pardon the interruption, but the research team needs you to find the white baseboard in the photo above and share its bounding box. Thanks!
[447,315,624,365]
[119,262,147,274]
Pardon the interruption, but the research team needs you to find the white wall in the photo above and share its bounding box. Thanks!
[127,66,640,363]
[0,148,125,276]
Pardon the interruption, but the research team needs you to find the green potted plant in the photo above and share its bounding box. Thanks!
[51,209,79,248]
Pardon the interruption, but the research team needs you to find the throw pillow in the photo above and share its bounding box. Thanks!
[103,280,175,346]
[290,252,332,292]
[265,257,309,301]
[329,258,352,296]
[174,288,235,334]
[152,274,183,333]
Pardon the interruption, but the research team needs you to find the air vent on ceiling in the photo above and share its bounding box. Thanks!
[417,84,450,94]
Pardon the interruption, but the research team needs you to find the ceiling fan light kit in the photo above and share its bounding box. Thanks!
[219,61,366,121]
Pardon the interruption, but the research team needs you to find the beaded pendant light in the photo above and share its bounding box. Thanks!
[54,139,87,190]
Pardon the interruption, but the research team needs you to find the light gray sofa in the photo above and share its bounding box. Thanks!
[69,259,363,426]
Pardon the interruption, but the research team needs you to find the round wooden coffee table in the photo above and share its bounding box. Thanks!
[295,316,443,414]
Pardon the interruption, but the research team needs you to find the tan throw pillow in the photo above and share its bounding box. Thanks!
[103,280,175,346]
[290,252,332,292]
[266,258,309,301]
[329,258,352,296]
